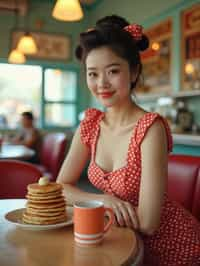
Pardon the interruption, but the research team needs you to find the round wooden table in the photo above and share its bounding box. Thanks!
[0,199,142,266]
[0,143,35,160]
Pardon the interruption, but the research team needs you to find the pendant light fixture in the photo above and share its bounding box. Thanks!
[52,0,83,22]
[8,49,26,64]
[17,33,38,54]
[16,1,38,55]
[8,3,26,64]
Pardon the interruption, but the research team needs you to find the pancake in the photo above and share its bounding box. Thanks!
[26,201,66,209]
[26,207,66,216]
[22,178,67,225]
[27,191,62,199]
[27,183,62,194]
[22,211,67,225]
[26,196,65,204]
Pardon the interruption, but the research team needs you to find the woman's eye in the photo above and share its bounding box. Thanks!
[109,69,119,74]
[88,72,97,77]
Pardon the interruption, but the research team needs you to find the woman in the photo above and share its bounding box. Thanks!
[57,15,200,265]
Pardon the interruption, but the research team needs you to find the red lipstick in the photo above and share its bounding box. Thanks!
[99,91,115,99]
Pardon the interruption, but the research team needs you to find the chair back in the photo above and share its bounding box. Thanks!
[40,133,67,181]
[0,160,43,199]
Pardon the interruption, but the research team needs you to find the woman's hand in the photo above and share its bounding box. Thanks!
[102,194,139,230]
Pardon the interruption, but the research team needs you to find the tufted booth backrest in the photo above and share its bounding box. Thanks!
[39,133,68,181]
[0,160,43,199]
[168,154,200,220]
[192,168,200,220]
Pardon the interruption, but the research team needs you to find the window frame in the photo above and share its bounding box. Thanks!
[42,65,79,130]
[0,59,79,130]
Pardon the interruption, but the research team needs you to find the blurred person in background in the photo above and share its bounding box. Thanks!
[10,111,41,162]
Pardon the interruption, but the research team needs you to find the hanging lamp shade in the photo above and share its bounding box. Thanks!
[17,33,38,55]
[8,49,26,64]
[52,0,83,21]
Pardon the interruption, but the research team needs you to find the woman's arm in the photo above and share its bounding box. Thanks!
[56,127,105,205]
[101,120,168,233]
[137,119,168,235]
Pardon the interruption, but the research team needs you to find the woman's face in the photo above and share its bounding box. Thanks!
[86,46,135,108]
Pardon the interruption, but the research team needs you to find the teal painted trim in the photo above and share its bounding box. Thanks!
[0,58,10,64]
[44,100,77,104]
[72,67,79,126]
[0,59,79,72]
[41,70,45,128]
[173,144,200,157]
[43,125,76,131]
[142,0,199,28]
[172,13,181,93]
[21,61,78,71]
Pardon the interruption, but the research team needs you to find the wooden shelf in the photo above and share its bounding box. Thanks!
[172,90,200,98]
[137,90,200,102]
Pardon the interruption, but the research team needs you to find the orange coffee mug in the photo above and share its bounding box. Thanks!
[74,201,114,246]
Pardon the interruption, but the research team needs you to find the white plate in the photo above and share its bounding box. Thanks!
[5,207,73,231]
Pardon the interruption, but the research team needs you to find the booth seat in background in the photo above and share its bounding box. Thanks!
[0,159,43,199]
[36,133,68,181]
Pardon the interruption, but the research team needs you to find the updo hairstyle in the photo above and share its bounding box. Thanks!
[75,15,149,90]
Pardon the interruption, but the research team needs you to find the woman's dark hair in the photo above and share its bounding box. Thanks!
[75,15,149,90]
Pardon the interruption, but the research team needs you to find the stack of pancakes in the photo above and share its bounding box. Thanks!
[22,182,67,225]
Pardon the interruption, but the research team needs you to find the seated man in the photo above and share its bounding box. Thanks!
[11,111,41,162]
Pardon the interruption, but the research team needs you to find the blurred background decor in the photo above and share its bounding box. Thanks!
[182,3,200,91]
[137,19,172,96]
[11,30,71,60]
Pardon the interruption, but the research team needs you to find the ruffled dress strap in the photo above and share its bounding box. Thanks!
[80,108,103,149]
[134,112,173,152]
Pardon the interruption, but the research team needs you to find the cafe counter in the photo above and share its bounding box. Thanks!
[173,133,200,146]
[172,134,200,156]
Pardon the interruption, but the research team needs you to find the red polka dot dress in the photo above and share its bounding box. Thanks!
[80,108,200,266]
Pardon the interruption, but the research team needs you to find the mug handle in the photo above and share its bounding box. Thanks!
[103,207,114,233]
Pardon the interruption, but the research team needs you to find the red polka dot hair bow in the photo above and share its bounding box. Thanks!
[124,24,143,41]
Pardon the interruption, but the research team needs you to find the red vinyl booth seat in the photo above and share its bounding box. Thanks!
[37,133,68,181]
[0,160,43,199]
[168,154,200,221]
[192,168,200,220]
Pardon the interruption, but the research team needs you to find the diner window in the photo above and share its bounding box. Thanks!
[0,63,42,129]
[44,68,77,127]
